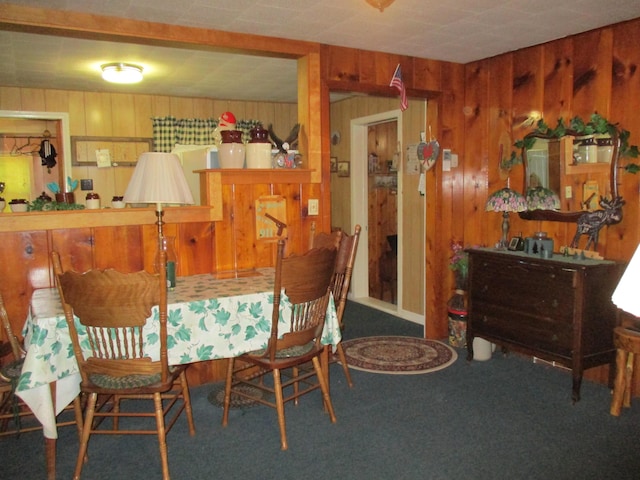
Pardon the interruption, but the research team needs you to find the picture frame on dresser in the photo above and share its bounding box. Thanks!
[507,236,525,251]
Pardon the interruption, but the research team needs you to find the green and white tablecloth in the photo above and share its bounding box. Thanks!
[16,269,340,438]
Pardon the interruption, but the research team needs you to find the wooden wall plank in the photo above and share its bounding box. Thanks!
[111,93,137,137]
[463,61,490,247]
[0,231,49,333]
[572,28,613,119]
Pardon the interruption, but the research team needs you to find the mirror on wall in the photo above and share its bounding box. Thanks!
[518,119,622,223]
[0,111,72,205]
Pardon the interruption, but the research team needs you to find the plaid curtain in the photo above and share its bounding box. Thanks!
[152,116,263,152]
[151,116,218,152]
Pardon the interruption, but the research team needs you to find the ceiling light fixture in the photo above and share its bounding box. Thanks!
[101,63,143,84]
[365,0,395,12]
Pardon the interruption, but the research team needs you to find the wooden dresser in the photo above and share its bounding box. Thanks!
[466,248,625,402]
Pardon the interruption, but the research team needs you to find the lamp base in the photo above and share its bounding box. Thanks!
[497,211,510,250]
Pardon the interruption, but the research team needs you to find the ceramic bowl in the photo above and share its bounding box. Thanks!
[9,200,28,212]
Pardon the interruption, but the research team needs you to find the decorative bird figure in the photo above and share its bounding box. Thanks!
[268,123,300,153]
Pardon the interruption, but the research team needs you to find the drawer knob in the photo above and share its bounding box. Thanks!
[551,299,559,308]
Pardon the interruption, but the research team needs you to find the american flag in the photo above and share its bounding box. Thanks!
[390,64,408,111]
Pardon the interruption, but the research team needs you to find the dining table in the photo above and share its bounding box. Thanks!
[16,268,341,479]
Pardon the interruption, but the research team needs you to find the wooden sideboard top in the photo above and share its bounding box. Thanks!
[467,247,621,267]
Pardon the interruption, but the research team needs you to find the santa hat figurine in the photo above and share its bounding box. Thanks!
[213,111,237,145]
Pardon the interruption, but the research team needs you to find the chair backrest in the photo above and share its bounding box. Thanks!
[0,290,23,361]
[266,239,337,361]
[309,222,343,251]
[55,249,169,382]
[331,225,361,326]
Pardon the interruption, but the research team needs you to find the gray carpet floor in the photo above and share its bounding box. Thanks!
[3,301,640,479]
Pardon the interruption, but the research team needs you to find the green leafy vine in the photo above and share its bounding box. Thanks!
[513,113,639,173]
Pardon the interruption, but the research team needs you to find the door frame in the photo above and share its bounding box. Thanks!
[350,110,422,323]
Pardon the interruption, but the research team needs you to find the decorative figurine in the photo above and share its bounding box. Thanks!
[570,196,625,250]
[39,129,57,172]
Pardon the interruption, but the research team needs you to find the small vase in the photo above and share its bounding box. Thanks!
[55,192,75,204]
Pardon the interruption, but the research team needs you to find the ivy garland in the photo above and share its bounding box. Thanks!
[511,113,639,173]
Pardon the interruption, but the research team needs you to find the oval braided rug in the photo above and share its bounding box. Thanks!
[340,336,457,374]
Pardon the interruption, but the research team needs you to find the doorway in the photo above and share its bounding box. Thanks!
[365,120,398,305]
[350,110,409,318]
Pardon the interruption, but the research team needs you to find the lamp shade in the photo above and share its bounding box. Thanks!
[612,243,640,317]
[485,188,528,212]
[526,187,561,210]
[123,152,194,206]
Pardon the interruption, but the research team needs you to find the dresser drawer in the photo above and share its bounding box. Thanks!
[471,256,576,323]
[471,301,573,356]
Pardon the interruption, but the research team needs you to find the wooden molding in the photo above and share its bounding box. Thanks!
[0,205,219,233]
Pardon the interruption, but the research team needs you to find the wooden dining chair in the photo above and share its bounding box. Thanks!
[309,224,361,387]
[309,221,343,251]
[327,225,361,387]
[0,289,83,438]
[54,249,195,480]
[222,238,338,450]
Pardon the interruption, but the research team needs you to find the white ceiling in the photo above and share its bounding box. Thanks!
[1,0,640,103]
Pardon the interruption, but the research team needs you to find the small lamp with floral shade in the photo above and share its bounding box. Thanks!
[485,187,528,249]
[526,186,561,211]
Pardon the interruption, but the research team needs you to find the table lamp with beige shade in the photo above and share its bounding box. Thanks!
[123,152,195,286]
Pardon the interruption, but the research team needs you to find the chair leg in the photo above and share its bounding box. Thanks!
[335,343,353,388]
[74,392,97,480]
[623,352,634,408]
[273,368,288,450]
[153,392,170,480]
[312,356,336,424]
[611,348,627,416]
[179,372,196,436]
[292,366,300,406]
[72,395,84,440]
[222,358,235,427]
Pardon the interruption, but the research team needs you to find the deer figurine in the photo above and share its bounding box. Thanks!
[571,196,625,250]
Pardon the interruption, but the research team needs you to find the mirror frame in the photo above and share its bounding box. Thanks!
[0,109,73,193]
[518,129,620,223]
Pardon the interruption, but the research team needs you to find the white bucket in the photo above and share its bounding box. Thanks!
[218,143,245,169]
[246,143,273,169]
[473,337,494,361]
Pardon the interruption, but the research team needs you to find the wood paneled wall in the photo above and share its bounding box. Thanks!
[323,46,463,332]
[462,19,640,386]
[0,86,298,203]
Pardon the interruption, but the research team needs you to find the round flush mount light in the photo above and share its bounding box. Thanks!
[365,0,395,12]
[101,63,143,84]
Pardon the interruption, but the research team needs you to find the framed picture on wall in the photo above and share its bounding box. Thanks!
[330,156,338,172]
[337,161,350,177]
